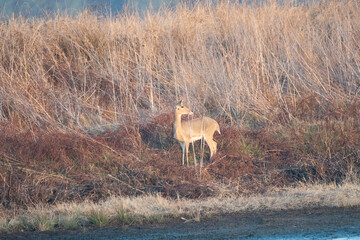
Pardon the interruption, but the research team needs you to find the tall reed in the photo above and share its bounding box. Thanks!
[0,1,359,130]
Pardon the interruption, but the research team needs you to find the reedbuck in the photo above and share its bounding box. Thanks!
[173,100,220,166]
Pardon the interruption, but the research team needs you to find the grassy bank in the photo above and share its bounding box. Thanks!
[1,182,360,234]
[1,0,360,232]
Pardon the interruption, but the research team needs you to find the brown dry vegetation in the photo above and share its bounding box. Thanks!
[1,0,360,214]
[2,183,360,233]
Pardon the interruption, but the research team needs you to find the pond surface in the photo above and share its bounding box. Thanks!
[3,207,360,239]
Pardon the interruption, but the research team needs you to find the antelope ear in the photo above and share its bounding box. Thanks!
[177,100,183,106]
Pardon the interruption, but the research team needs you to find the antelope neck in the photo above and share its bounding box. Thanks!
[174,113,183,129]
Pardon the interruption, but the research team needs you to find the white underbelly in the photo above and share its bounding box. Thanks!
[189,136,203,142]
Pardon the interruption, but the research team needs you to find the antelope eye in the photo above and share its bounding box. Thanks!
[181,106,184,108]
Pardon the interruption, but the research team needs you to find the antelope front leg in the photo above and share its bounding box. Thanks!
[185,142,189,167]
[192,141,197,167]
[180,142,185,165]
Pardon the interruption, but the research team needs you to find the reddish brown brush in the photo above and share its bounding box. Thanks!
[2,98,360,209]
[0,117,211,208]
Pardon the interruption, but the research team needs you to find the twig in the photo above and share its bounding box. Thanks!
[204,155,227,169]
[107,174,145,194]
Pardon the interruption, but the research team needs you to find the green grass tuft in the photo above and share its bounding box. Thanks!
[88,210,110,227]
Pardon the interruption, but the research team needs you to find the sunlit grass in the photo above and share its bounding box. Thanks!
[0,1,358,130]
[1,182,360,234]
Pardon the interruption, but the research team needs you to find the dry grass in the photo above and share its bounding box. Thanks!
[0,1,359,128]
[0,0,360,233]
[1,182,360,233]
